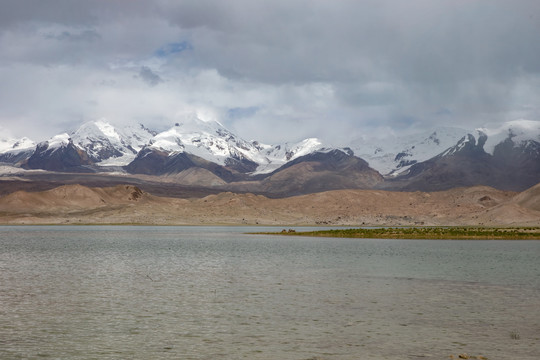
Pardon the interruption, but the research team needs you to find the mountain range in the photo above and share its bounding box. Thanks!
[1,118,539,196]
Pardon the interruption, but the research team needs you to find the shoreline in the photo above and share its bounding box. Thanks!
[254,226,540,240]
[2,223,539,240]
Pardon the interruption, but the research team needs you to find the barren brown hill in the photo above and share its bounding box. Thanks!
[472,182,540,225]
[510,182,540,211]
[1,182,538,226]
[0,184,148,212]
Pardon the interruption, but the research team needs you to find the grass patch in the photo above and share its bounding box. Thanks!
[254,227,540,240]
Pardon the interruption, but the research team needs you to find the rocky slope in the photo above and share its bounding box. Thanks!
[229,149,384,196]
[23,134,94,172]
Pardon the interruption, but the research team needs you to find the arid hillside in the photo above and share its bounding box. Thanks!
[0,182,538,226]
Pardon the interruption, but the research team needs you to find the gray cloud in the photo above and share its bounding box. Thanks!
[138,66,163,86]
[0,0,539,144]
[48,29,101,42]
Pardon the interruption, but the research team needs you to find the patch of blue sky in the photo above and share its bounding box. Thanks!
[154,41,192,58]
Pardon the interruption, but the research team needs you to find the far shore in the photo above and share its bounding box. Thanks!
[1,222,540,239]
[254,226,540,240]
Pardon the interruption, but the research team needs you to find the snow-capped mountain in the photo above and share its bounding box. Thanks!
[0,134,36,164]
[4,116,327,176]
[146,115,259,172]
[478,119,540,155]
[71,119,155,166]
[349,127,470,176]
[0,136,35,153]
[24,133,93,172]
[3,116,539,193]
[433,120,540,160]
[250,138,324,174]
[139,115,325,175]
[356,120,540,177]
[390,120,540,191]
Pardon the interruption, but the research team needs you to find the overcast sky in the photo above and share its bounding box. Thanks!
[0,0,539,144]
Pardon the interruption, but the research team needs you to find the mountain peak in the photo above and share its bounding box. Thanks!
[70,119,155,165]
[46,133,71,149]
[249,137,324,174]
[477,119,540,155]
[173,112,226,133]
[0,136,35,153]
[350,126,470,175]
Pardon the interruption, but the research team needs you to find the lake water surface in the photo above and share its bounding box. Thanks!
[0,226,539,359]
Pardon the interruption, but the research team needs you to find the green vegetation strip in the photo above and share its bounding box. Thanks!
[256,227,540,240]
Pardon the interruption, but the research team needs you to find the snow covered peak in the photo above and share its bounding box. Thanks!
[289,138,323,157]
[173,112,226,134]
[0,127,36,164]
[148,120,259,166]
[350,127,470,175]
[11,137,35,150]
[477,119,540,154]
[349,120,540,176]
[250,137,325,174]
[262,138,323,161]
[72,120,119,145]
[0,138,15,153]
[46,133,71,149]
[145,117,327,174]
[0,136,35,153]
[440,133,478,157]
[118,123,157,151]
[70,119,155,165]
[149,127,185,153]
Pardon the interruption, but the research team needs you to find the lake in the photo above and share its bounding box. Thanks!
[0,226,539,359]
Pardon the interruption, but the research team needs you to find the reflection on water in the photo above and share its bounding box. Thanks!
[0,226,539,359]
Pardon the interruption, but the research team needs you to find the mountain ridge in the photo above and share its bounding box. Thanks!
[1,118,539,194]
[388,122,540,192]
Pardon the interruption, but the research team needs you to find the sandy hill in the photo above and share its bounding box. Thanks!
[0,185,149,212]
[0,183,538,226]
[472,182,540,225]
[510,182,540,211]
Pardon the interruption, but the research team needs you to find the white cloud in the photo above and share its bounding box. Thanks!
[0,0,538,145]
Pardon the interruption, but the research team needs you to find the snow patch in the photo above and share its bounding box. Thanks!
[95,119,121,142]
[0,136,35,153]
[47,133,71,149]
[0,165,46,175]
[97,154,138,166]
[251,138,324,174]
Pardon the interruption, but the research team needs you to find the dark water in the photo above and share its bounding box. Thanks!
[0,226,539,359]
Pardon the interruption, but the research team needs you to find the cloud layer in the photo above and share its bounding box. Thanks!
[1,0,539,144]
